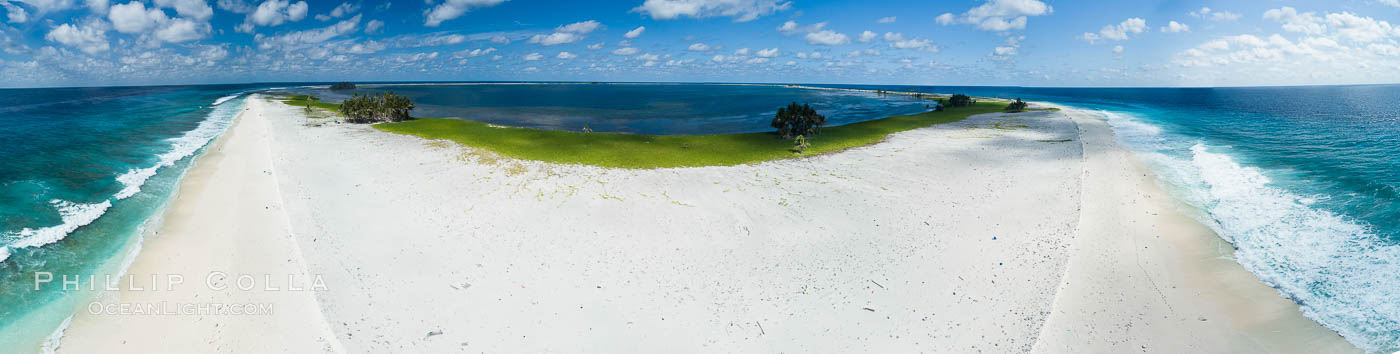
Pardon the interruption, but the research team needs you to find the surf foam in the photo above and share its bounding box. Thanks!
[4,200,112,251]
[113,96,241,199]
[212,93,240,106]
[1095,109,1400,353]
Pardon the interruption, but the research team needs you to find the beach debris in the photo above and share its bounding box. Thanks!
[757,321,765,336]
[425,329,443,339]
[869,280,885,289]
[863,307,876,312]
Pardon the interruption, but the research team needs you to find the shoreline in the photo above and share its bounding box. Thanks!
[53,95,343,353]
[43,94,1356,352]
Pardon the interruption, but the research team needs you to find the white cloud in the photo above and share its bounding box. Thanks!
[1324,12,1394,43]
[365,19,383,34]
[557,20,602,34]
[153,17,208,42]
[108,1,167,34]
[755,47,777,57]
[891,38,931,49]
[624,25,645,38]
[636,53,659,61]
[745,57,768,64]
[993,45,1016,56]
[711,54,723,62]
[936,0,1051,32]
[528,32,581,46]
[1112,45,1123,53]
[424,0,505,27]
[805,30,848,45]
[341,40,385,54]
[732,47,748,55]
[2,2,28,23]
[776,20,825,35]
[46,21,108,54]
[611,47,638,55]
[1264,7,1324,35]
[1189,7,1239,21]
[523,52,541,61]
[687,42,710,51]
[556,51,576,59]
[990,35,1023,59]
[877,16,894,24]
[255,14,359,50]
[153,0,212,21]
[14,0,76,14]
[215,0,252,13]
[632,0,791,22]
[1160,20,1189,33]
[858,30,875,43]
[1081,18,1146,43]
[314,2,357,21]
[935,13,954,25]
[451,47,494,58]
[85,0,108,14]
[240,0,307,33]
[587,42,602,50]
[525,20,600,46]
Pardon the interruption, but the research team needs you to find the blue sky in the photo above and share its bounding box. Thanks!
[2,0,1399,88]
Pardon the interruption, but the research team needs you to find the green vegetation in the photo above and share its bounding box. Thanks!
[792,135,810,154]
[1006,98,1028,112]
[373,101,1007,169]
[339,91,415,123]
[947,94,973,108]
[283,94,341,111]
[770,102,827,138]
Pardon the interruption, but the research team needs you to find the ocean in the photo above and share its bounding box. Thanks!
[0,84,256,350]
[866,84,1397,353]
[0,82,1396,353]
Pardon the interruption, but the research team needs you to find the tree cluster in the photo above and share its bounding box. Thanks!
[771,102,827,139]
[329,82,356,90]
[338,91,415,123]
[947,94,973,108]
[1006,98,1028,112]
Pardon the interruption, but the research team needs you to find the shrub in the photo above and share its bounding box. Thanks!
[304,95,319,113]
[792,135,810,154]
[771,102,827,139]
[338,91,415,123]
[947,94,973,108]
[329,82,356,90]
[1006,98,1028,112]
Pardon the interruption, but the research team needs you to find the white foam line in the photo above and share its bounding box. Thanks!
[1087,107,1400,353]
[114,96,243,199]
[38,315,72,354]
[4,200,112,251]
[213,93,241,106]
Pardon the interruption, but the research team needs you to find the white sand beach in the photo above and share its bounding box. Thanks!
[53,95,1356,353]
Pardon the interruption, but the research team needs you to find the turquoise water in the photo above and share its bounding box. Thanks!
[0,85,253,351]
[1,83,1397,353]
[839,84,1398,353]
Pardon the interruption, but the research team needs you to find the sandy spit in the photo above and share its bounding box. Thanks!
[52,96,1354,353]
